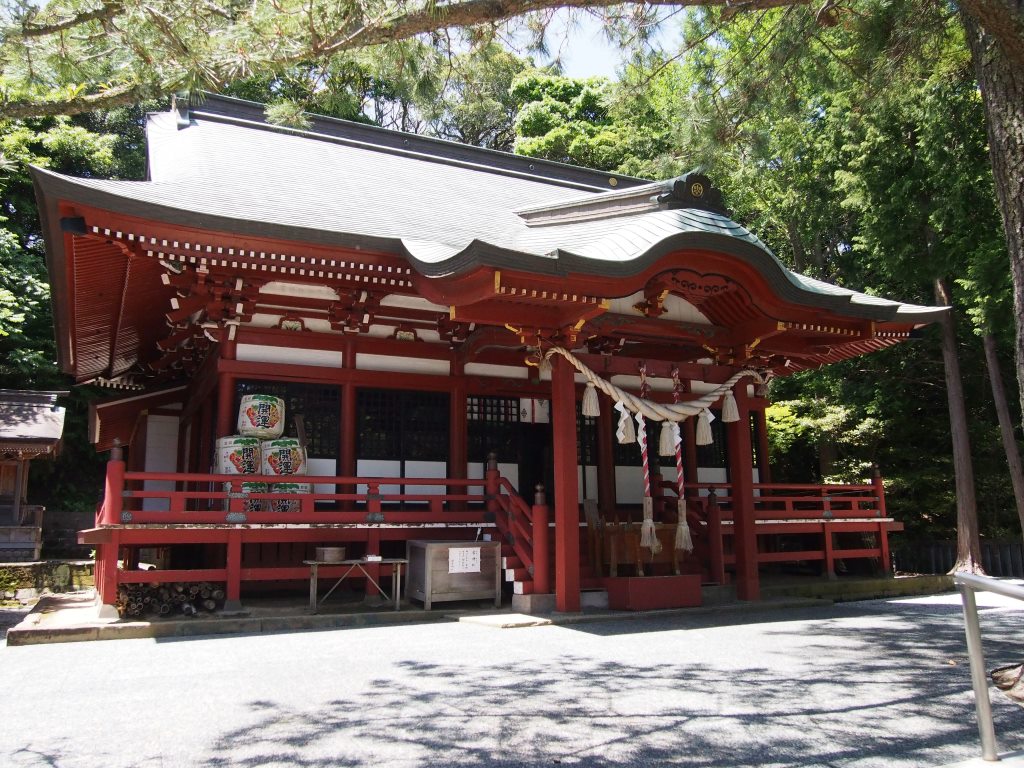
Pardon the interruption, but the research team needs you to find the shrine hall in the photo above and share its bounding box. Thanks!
[32,94,945,616]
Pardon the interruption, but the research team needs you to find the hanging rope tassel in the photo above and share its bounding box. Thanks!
[582,382,600,418]
[640,496,662,554]
[658,420,675,456]
[721,389,740,423]
[615,401,635,444]
[538,353,552,378]
[675,498,694,552]
[696,408,714,445]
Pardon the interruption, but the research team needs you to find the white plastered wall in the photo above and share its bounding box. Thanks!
[143,415,180,511]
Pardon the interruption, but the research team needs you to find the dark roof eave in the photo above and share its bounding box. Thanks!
[33,167,947,328]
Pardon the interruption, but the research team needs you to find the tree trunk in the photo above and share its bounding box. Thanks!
[963,15,1024,433]
[982,332,1024,542]
[935,278,984,574]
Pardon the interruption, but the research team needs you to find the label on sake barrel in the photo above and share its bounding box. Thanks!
[215,436,261,475]
[222,480,267,513]
[261,438,306,476]
[269,482,311,513]
[237,394,285,439]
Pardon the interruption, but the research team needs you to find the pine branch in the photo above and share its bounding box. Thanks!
[0,82,157,119]
[18,2,122,39]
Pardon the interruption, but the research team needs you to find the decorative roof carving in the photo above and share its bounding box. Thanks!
[656,172,729,215]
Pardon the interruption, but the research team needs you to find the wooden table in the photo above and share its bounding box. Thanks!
[304,558,407,614]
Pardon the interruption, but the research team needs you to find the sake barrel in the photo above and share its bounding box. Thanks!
[237,394,285,439]
[221,480,267,513]
[261,438,307,476]
[215,436,261,475]
[269,482,311,513]
[238,481,269,513]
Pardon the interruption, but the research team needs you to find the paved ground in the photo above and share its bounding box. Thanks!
[1,592,1022,767]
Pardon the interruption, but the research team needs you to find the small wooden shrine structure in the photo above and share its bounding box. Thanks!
[33,94,944,614]
[0,390,67,561]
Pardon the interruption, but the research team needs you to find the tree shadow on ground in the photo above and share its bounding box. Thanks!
[191,601,1024,767]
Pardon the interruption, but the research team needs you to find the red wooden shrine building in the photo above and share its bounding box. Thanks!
[33,95,944,614]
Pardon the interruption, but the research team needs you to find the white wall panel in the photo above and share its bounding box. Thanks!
[615,466,644,505]
[577,465,598,501]
[237,343,343,368]
[143,415,179,511]
[306,458,337,498]
[356,459,401,496]
[467,462,519,496]
[356,353,449,376]
[404,460,447,496]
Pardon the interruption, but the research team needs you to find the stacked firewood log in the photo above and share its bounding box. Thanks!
[115,582,226,619]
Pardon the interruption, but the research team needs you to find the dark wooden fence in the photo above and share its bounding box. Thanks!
[894,540,1024,577]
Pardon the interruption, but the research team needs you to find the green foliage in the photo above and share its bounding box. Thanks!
[0,109,150,509]
[609,4,1019,542]
[511,71,655,171]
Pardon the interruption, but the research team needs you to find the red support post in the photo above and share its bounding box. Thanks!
[873,467,888,518]
[216,372,235,439]
[823,523,836,580]
[872,468,893,575]
[98,531,119,607]
[225,529,243,609]
[879,522,892,576]
[728,384,760,600]
[551,353,581,612]
[485,453,500,518]
[532,483,550,594]
[100,441,126,526]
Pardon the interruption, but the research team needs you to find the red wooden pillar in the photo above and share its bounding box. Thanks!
[823,522,836,579]
[225,529,242,610]
[874,469,892,575]
[215,374,235,439]
[595,388,616,518]
[98,531,119,607]
[215,337,237,439]
[551,354,581,612]
[100,441,126,526]
[728,384,759,600]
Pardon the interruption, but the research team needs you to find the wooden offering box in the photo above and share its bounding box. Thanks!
[406,540,502,610]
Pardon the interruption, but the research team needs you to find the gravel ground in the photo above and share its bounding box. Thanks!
[1,593,1022,767]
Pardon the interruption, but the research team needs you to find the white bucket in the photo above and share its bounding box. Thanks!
[269,482,312,513]
[261,438,307,476]
[215,436,261,475]
[315,546,346,563]
[237,394,285,439]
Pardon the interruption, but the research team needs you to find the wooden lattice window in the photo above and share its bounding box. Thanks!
[234,380,340,460]
[467,396,520,464]
[357,389,449,462]
[576,405,597,466]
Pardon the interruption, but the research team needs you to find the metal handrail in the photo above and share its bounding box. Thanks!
[955,572,1024,761]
